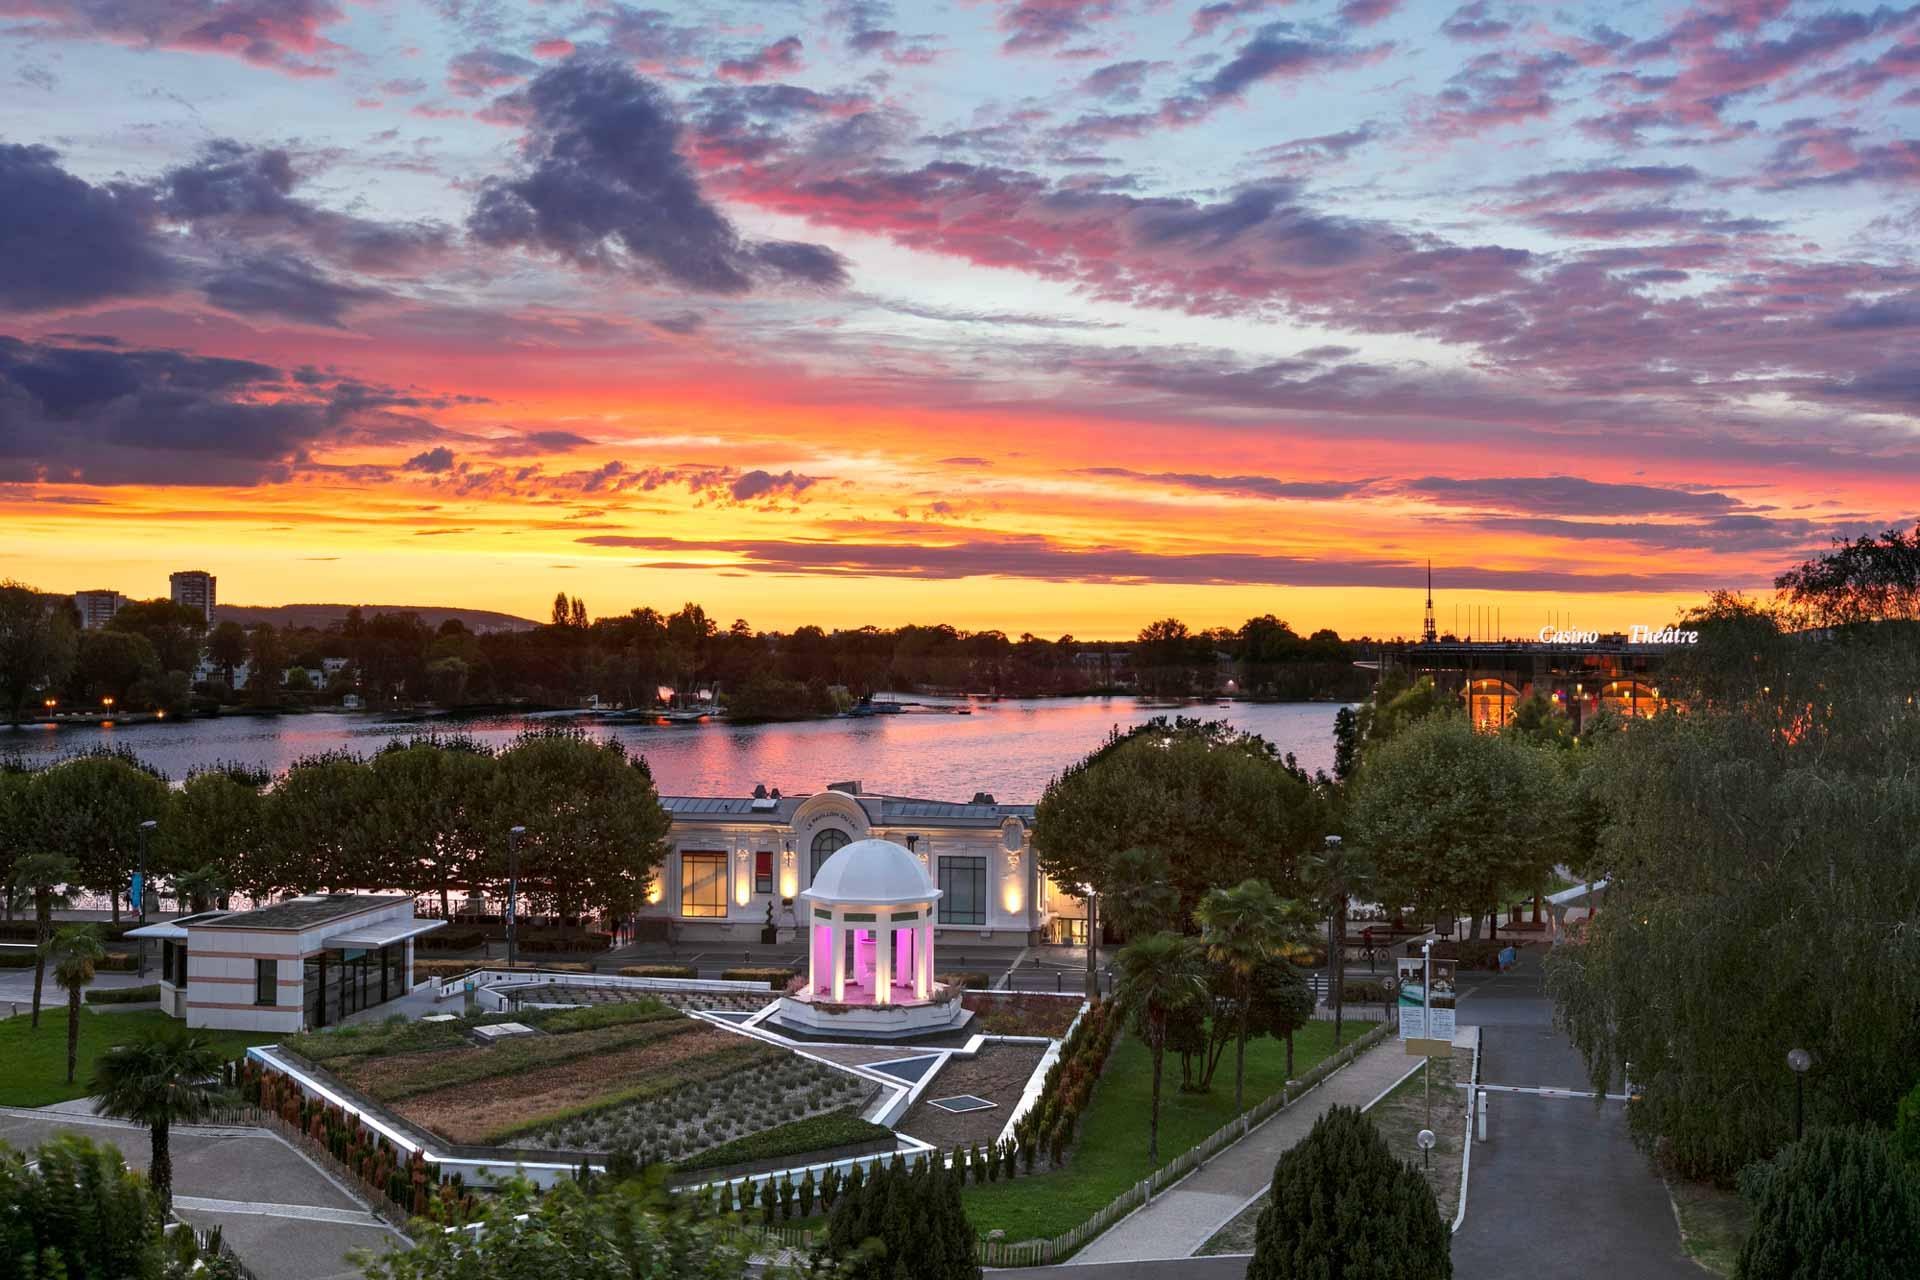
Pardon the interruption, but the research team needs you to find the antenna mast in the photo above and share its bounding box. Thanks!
[1422,561,1438,644]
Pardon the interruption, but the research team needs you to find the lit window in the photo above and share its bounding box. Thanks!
[810,828,850,879]
[755,850,774,895]
[681,852,728,918]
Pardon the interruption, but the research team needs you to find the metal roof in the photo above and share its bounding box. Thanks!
[658,792,1031,827]
[194,893,406,931]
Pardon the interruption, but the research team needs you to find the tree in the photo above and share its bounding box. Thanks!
[362,739,494,917]
[0,580,77,726]
[357,1173,791,1280]
[48,924,105,1083]
[11,853,75,1028]
[105,599,206,675]
[1775,522,1920,626]
[1897,1078,1920,1167]
[1348,715,1561,939]
[1035,717,1322,998]
[484,729,671,922]
[90,1025,228,1215]
[1100,846,1181,941]
[1248,954,1315,1078]
[74,628,160,706]
[156,771,265,899]
[1734,1128,1920,1280]
[825,1155,977,1280]
[265,753,373,892]
[1249,1104,1452,1280]
[247,624,285,706]
[1547,631,1920,1182]
[1196,879,1306,1111]
[0,1134,185,1279]
[206,620,249,689]
[1116,932,1208,1164]
[30,753,169,922]
[170,865,231,914]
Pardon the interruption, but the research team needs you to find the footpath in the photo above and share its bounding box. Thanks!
[1069,1033,1420,1265]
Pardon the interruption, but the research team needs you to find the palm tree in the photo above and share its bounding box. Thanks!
[1116,932,1207,1164]
[171,864,230,914]
[1103,846,1181,940]
[13,853,75,1028]
[48,924,105,1083]
[91,1026,227,1215]
[1197,879,1307,1111]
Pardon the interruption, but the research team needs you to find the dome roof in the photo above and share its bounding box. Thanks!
[801,838,940,906]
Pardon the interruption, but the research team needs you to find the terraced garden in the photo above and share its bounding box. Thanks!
[284,1001,876,1165]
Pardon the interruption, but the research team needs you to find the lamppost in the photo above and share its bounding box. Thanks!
[1325,834,1344,1047]
[1787,1048,1812,1140]
[1416,1128,1436,1171]
[506,826,526,969]
[1382,975,1396,1033]
[136,819,157,922]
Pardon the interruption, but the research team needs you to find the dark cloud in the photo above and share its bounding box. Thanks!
[575,531,1719,593]
[0,337,336,485]
[1454,512,1836,554]
[201,252,382,325]
[3,0,350,76]
[1828,293,1920,330]
[1256,125,1382,167]
[718,35,804,82]
[1426,50,1577,138]
[1080,467,1373,499]
[468,57,849,293]
[484,430,597,456]
[404,446,456,472]
[1439,1,1510,41]
[152,139,450,273]
[0,143,175,310]
[998,0,1118,53]
[728,469,819,501]
[1164,23,1387,124]
[447,48,537,96]
[1079,60,1161,101]
[1191,1,1278,38]
[1524,205,1776,240]
[1403,475,1743,517]
[1337,0,1402,26]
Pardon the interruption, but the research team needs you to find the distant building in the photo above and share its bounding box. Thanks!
[73,589,125,630]
[169,570,217,623]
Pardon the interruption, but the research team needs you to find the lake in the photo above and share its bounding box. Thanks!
[1,699,1346,803]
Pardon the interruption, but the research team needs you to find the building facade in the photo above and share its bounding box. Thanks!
[641,782,1083,944]
[169,569,217,623]
[72,589,125,630]
[129,894,442,1032]
[1377,633,1689,731]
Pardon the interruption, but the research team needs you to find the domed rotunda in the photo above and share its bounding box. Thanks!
[775,837,972,1039]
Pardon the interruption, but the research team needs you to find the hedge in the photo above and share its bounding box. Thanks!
[618,964,697,979]
[86,983,161,1004]
[675,1108,894,1174]
[1339,980,1390,1004]
[939,971,992,990]
[413,928,486,951]
[721,966,795,989]
[0,950,138,972]
[0,921,144,943]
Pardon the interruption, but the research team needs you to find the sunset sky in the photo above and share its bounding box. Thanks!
[2,0,1917,639]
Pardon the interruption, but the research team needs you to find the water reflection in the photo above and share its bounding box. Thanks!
[1,698,1345,802]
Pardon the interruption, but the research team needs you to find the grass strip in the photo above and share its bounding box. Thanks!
[0,1009,274,1108]
[675,1108,892,1174]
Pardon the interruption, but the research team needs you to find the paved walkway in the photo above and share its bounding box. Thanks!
[1070,1035,1419,1265]
[0,1107,406,1280]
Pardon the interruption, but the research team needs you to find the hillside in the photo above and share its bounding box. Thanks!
[213,603,539,634]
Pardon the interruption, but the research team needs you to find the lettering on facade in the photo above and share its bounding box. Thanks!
[1534,625,1699,645]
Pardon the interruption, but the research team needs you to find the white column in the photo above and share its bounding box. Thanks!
[807,920,818,994]
[918,921,933,998]
[873,920,892,1006]
[830,918,846,1002]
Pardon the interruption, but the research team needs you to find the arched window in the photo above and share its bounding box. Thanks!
[810,828,850,880]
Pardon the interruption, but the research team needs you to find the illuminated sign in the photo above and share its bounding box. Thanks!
[1536,625,1699,645]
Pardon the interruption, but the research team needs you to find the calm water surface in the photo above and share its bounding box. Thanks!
[1,698,1344,802]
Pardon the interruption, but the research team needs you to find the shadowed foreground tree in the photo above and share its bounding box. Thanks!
[0,1134,207,1278]
[90,1026,228,1215]
[12,852,74,1028]
[825,1156,978,1280]
[1249,1105,1452,1280]
[1734,1128,1920,1280]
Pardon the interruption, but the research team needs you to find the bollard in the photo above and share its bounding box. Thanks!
[1477,1090,1488,1142]
[1055,971,1062,993]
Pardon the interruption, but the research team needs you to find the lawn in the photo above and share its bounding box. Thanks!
[0,1008,277,1108]
[961,1020,1344,1241]
[1670,1179,1751,1276]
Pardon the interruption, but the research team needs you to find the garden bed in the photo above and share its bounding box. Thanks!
[961,992,1082,1038]
[502,981,772,1014]
[896,1042,1049,1148]
[285,1002,876,1166]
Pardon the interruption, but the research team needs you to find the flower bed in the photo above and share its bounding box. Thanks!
[286,1000,876,1167]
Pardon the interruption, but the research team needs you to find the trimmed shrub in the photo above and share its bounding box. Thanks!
[1896,1079,1920,1167]
[412,928,486,951]
[618,964,697,979]
[1734,1127,1920,1279]
[86,983,161,1004]
[0,949,138,971]
[1249,1104,1451,1280]
[826,1156,979,1280]
[720,966,796,989]
[938,971,992,990]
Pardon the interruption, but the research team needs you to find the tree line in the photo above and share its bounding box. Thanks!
[0,728,671,930]
[0,579,1377,723]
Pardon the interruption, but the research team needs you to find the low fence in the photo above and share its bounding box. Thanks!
[718,1019,1394,1269]
[174,1219,264,1280]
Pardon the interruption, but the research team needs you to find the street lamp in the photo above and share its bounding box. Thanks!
[1787,1048,1812,1140]
[136,819,157,922]
[506,826,526,969]
[1416,1127,1436,1171]
[1324,834,1345,1047]
[1382,975,1396,1032]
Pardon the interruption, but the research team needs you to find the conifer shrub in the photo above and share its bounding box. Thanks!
[1248,1105,1451,1280]
[825,1154,979,1280]
[1733,1127,1920,1279]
